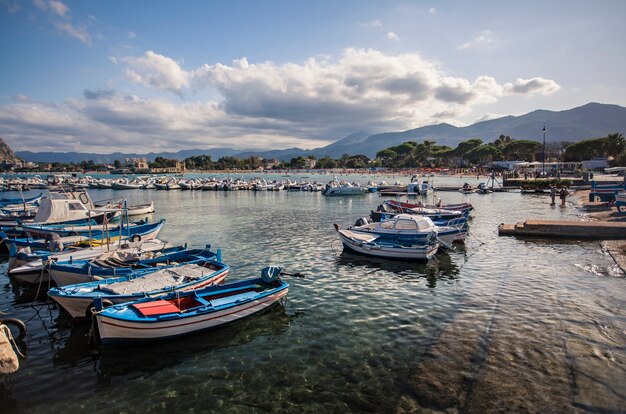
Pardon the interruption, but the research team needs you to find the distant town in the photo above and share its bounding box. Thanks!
[1,133,623,176]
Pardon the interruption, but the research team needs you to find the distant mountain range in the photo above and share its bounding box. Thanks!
[16,102,626,163]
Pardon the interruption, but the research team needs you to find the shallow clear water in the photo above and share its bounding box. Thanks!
[1,173,624,413]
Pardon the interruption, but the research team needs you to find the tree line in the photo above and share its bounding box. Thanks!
[9,132,624,173]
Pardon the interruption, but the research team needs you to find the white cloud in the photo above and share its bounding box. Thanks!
[428,7,436,14]
[127,31,136,39]
[0,49,561,153]
[54,21,92,45]
[123,51,190,95]
[458,30,495,50]
[387,32,400,41]
[361,19,382,28]
[504,77,561,95]
[33,0,68,17]
[474,113,506,123]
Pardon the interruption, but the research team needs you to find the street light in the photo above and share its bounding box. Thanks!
[542,123,546,175]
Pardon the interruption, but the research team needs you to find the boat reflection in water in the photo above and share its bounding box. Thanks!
[336,248,461,288]
[52,305,294,384]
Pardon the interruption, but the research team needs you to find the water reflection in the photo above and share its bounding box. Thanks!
[336,249,461,288]
[51,305,293,383]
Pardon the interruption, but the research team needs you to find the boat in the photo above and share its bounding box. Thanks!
[382,199,473,214]
[476,183,493,194]
[345,214,466,245]
[94,199,155,216]
[323,178,366,196]
[333,224,439,260]
[0,193,43,207]
[4,219,165,253]
[48,245,209,286]
[6,221,166,282]
[48,249,229,319]
[94,266,292,345]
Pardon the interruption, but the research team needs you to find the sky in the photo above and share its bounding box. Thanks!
[0,0,625,154]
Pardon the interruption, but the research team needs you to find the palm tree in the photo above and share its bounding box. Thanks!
[604,133,625,158]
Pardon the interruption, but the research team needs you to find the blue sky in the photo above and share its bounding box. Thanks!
[0,0,624,153]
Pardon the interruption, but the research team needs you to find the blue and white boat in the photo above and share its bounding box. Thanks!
[344,214,466,245]
[48,244,197,286]
[48,249,229,319]
[94,266,291,345]
[4,219,165,252]
[333,224,439,260]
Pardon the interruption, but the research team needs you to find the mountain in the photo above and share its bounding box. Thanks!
[16,148,243,164]
[0,137,20,163]
[15,102,626,162]
[352,102,626,157]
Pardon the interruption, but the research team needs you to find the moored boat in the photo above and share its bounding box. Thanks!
[94,266,293,345]
[333,224,439,260]
[48,250,228,319]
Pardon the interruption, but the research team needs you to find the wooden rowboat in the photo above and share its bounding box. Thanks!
[94,266,290,345]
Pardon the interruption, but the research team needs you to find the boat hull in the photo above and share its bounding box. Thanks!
[337,230,438,260]
[96,289,287,344]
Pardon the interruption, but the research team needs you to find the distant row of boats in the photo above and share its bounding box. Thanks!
[1,174,437,196]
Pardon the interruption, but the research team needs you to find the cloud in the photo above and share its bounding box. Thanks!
[504,77,561,95]
[127,31,136,39]
[33,0,68,17]
[54,21,92,45]
[1,0,20,13]
[123,51,190,95]
[458,30,495,50]
[33,0,94,46]
[428,7,436,14]
[361,19,382,28]
[83,89,115,100]
[387,32,400,41]
[0,49,561,153]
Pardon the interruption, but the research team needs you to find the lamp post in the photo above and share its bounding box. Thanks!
[542,124,546,175]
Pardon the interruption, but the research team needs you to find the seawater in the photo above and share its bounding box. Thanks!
[0,173,624,413]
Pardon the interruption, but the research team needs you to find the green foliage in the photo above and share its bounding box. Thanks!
[563,133,625,162]
[501,140,542,161]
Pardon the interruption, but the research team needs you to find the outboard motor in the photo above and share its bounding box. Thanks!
[354,217,370,227]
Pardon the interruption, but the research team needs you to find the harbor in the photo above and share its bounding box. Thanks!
[0,172,624,413]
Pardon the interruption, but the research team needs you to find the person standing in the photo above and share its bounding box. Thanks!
[549,184,556,205]
[559,186,569,206]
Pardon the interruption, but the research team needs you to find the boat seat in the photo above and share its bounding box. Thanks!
[132,300,181,316]
[92,259,115,268]
[209,291,258,307]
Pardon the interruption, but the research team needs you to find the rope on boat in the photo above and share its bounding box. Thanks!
[32,260,52,304]
[467,229,486,246]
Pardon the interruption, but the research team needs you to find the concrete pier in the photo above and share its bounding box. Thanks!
[498,219,626,239]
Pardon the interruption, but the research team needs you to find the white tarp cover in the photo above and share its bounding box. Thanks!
[97,264,210,295]
[34,198,89,223]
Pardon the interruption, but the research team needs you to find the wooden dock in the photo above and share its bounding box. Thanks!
[498,220,626,239]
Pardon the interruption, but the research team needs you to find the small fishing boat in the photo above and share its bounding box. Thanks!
[47,244,215,286]
[333,224,439,260]
[48,249,228,319]
[383,199,473,214]
[94,266,295,345]
[323,179,367,196]
[345,214,465,245]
